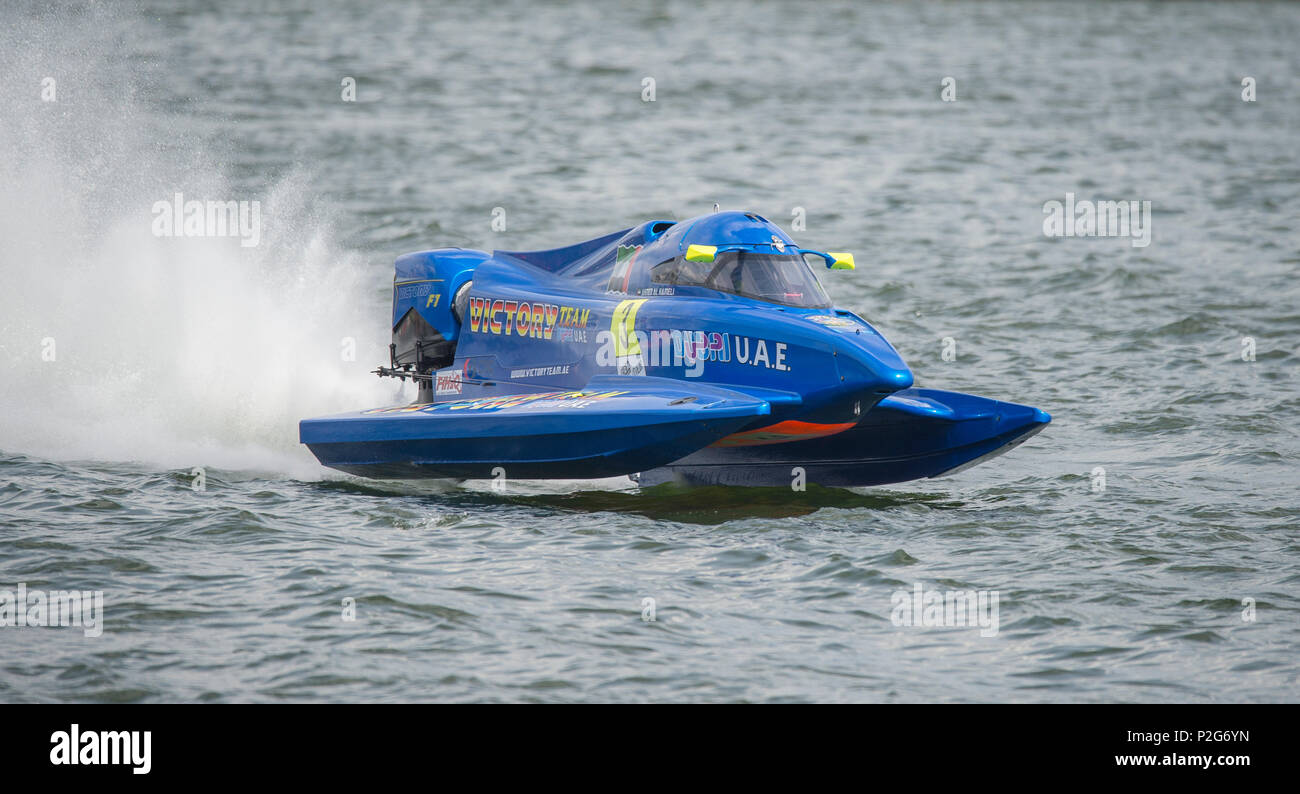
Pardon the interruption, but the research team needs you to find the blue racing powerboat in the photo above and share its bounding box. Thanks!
[300,211,1049,487]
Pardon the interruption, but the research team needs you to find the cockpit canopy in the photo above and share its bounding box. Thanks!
[649,250,832,309]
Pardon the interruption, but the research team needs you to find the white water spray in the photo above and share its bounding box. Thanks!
[0,7,403,476]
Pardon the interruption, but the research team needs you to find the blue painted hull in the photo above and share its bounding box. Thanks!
[301,211,1051,487]
[636,389,1051,487]
[300,376,769,479]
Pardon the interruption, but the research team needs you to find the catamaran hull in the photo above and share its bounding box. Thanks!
[300,376,771,480]
[299,211,1051,487]
[636,388,1051,488]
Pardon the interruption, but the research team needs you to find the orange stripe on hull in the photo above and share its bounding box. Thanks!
[712,420,857,448]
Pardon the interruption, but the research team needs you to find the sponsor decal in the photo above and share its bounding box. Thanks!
[627,329,730,369]
[363,389,628,414]
[806,314,857,330]
[733,336,789,371]
[362,403,430,414]
[597,327,791,375]
[444,390,627,412]
[610,299,648,375]
[556,306,591,328]
[395,279,440,307]
[670,330,729,363]
[435,368,463,396]
[637,286,675,296]
[467,297,589,340]
[598,297,791,376]
[510,365,571,379]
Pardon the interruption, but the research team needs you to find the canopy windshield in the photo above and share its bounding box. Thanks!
[649,251,832,308]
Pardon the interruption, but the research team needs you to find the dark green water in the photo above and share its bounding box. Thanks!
[1,1,1297,702]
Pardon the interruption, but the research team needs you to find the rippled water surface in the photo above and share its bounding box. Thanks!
[1,1,1298,702]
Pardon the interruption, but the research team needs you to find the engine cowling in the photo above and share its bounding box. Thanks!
[390,248,485,372]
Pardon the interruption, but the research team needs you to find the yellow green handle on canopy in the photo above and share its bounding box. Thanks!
[684,244,717,263]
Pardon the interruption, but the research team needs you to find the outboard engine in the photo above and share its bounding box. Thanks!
[383,248,486,401]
